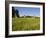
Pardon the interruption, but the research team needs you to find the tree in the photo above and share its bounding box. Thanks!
[12,7,19,18]
[12,7,15,17]
[15,9,19,18]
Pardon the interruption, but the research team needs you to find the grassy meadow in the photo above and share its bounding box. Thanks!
[12,17,40,31]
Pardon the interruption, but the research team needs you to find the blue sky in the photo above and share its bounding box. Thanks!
[14,7,40,17]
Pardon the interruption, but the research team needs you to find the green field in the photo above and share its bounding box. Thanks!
[12,17,40,31]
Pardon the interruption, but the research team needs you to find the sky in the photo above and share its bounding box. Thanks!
[14,7,40,17]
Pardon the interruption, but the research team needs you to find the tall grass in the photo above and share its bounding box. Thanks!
[12,17,40,31]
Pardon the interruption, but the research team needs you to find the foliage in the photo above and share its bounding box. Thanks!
[12,7,19,18]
